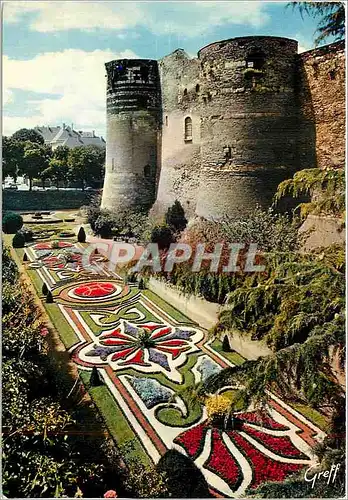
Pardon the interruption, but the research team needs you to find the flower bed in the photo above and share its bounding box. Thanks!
[74,282,116,298]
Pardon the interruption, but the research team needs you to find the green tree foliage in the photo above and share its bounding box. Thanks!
[2,212,23,234]
[290,2,345,45]
[94,214,113,238]
[222,335,231,352]
[12,128,45,145]
[276,168,345,218]
[12,232,26,248]
[165,200,188,233]
[42,282,49,296]
[150,224,174,250]
[90,366,103,387]
[19,143,52,191]
[46,290,54,303]
[41,158,69,189]
[68,145,105,190]
[77,226,86,243]
[2,136,24,181]
[157,449,211,498]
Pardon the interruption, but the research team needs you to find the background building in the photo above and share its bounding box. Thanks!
[35,124,106,150]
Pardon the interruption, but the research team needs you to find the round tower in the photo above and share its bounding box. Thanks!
[101,59,161,213]
[195,36,301,219]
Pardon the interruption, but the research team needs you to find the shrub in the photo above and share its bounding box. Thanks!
[205,394,231,422]
[157,449,210,498]
[51,240,60,249]
[94,215,113,239]
[46,291,54,303]
[138,277,146,290]
[222,335,231,352]
[19,228,34,242]
[77,226,86,243]
[90,366,103,387]
[150,224,174,250]
[42,283,48,296]
[3,212,23,234]
[23,253,28,262]
[165,200,188,233]
[12,232,25,248]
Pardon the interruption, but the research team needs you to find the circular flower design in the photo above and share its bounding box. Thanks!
[68,281,122,301]
[76,320,204,382]
[174,409,311,496]
[74,282,116,298]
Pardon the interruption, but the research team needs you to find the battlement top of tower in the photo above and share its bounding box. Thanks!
[198,35,298,57]
[105,58,158,70]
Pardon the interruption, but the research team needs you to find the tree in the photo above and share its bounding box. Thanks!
[150,224,174,250]
[2,136,24,181]
[46,291,54,303]
[289,2,345,45]
[77,226,86,243]
[222,335,231,352]
[165,200,188,233]
[19,143,51,191]
[68,145,105,190]
[90,366,103,387]
[41,158,69,189]
[42,283,48,296]
[23,253,28,262]
[12,232,25,248]
[12,128,44,145]
[3,212,23,234]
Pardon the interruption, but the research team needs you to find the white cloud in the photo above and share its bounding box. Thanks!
[3,48,138,136]
[3,1,269,36]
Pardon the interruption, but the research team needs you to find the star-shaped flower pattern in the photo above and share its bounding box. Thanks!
[77,320,204,382]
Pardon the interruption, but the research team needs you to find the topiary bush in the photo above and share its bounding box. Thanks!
[19,228,34,243]
[12,232,25,248]
[150,224,174,250]
[42,283,48,296]
[90,366,103,387]
[157,449,211,498]
[23,253,28,262]
[77,226,86,243]
[3,212,23,234]
[222,335,231,352]
[46,291,54,303]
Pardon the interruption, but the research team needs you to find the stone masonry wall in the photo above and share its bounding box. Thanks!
[152,50,201,218]
[102,59,161,213]
[298,41,345,169]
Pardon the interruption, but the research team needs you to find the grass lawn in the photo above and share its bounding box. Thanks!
[287,401,329,431]
[79,370,151,466]
[210,338,246,366]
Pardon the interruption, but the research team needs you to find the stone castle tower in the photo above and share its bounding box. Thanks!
[102,36,345,220]
[101,59,161,212]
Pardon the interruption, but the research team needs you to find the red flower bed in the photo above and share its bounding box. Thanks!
[236,409,289,430]
[205,429,243,491]
[34,243,51,250]
[242,425,307,459]
[74,282,116,298]
[174,422,208,460]
[227,430,304,489]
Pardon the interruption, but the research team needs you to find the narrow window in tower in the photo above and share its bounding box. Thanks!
[184,117,193,142]
[246,50,265,70]
[183,88,188,96]
[112,158,115,171]
[196,84,200,92]
[144,164,151,178]
[165,115,168,126]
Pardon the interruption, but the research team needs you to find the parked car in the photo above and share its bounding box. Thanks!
[4,183,18,190]
[46,186,58,191]
[85,186,94,191]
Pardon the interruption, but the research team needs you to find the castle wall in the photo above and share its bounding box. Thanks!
[152,50,201,218]
[195,36,303,219]
[298,41,345,169]
[101,59,161,213]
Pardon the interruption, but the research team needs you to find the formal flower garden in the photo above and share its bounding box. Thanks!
[21,239,326,497]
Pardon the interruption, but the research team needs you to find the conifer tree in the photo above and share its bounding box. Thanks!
[42,282,49,296]
[90,366,103,386]
[77,226,86,243]
[46,290,54,303]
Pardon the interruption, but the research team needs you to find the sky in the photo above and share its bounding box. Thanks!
[2,1,329,138]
